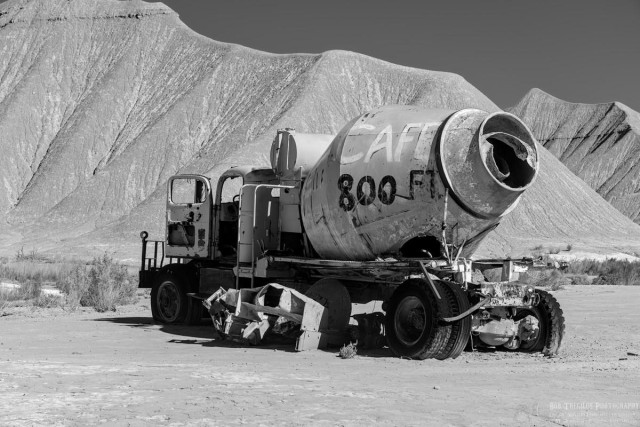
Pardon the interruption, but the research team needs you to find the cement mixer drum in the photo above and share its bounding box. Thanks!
[300,105,539,260]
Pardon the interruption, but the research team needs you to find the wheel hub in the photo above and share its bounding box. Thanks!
[394,296,427,346]
[519,315,540,342]
[157,282,180,322]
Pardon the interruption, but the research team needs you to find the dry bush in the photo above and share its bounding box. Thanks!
[59,254,137,312]
[1,253,137,313]
[59,264,90,310]
[520,269,569,291]
[482,268,503,282]
[566,259,640,286]
[0,280,64,313]
[21,280,42,299]
[0,260,77,285]
[0,288,13,315]
[0,281,41,301]
[33,293,64,309]
[14,247,49,263]
[339,342,358,359]
[568,274,593,286]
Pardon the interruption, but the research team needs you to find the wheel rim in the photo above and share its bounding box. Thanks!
[394,296,427,346]
[517,307,542,350]
[157,281,181,322]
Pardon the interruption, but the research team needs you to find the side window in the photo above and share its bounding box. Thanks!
[171,178,207,204]
[219,176,241,223]
[220,176,241,203]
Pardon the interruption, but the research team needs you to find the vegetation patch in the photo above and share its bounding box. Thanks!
[339,342,358,359]
[520,258,640,289]
[520,269,570,291]
[59,253,137,312]
[566,259,640,286]
[1,251,137,315]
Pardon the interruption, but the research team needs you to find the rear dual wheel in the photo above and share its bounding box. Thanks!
[385,278,471,360]
[435,281,472,360]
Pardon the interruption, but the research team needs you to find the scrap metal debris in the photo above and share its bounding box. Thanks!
[202,283,327,351]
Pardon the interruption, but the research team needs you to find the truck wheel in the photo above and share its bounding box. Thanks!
[305,278,351,332]
[151,273,188,324]
[517,290,565,356]
[435,281,472,360]
[184,298,204,325]
[385,278,449,360]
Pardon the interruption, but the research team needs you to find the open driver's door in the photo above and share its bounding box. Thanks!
[165,175,212,259]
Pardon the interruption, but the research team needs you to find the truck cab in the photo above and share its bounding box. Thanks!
[138,130,329,324]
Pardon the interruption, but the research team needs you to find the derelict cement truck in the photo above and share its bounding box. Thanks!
[138,105,565,360]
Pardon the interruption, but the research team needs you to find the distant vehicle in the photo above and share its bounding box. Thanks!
[138,105,564,359]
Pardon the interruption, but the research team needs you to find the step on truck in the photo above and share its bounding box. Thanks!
[138,105,565,360]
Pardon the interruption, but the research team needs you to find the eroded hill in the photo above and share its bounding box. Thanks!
[1,0,639,260]
[509,88,640,224]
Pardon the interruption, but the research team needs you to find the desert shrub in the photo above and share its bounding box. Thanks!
[21,280,42,299]
[520,269,569,291]
[482,268,503,282]
[0,260,77,285]
[1,254,137,312]
[33,293,64,309]
[0,281,42,301]
[14,247,48,263]
[339,342,358,359]
[566,259,640,286]
[0,288,14,314]
[568,274,592,286]
[61,254,137,312]
[0,281,54,314]
[59,264,90,310]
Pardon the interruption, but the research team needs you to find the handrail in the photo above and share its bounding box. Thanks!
[140,231,166,272]
[235,183,295,289]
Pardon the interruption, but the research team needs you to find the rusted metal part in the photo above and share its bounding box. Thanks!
[165,175,212,259]
[418,260,441,300]
[438,111,538,219]
[471,306,541,348]
[259,255,478,285]
[472,317,518,346]
[300,105,539,261]
[203,283,327,351]
[480,282,536,307]
[442,295,490,323]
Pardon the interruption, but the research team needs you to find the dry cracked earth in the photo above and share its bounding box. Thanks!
[1,285,639,426]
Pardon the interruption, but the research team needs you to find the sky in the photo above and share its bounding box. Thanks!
[146,0,640,111]
[0,0,636,110]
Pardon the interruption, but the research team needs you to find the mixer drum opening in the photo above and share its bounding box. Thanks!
[484,135,536,188]
[478,112,538,191]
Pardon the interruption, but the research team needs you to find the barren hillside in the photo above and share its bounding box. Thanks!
[1,0,639,260]
[509,88,640,224]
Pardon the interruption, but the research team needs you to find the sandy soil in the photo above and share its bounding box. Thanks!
[1,286,639,427]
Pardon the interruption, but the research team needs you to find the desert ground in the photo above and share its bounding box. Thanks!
[1,285,639,427]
